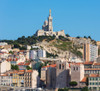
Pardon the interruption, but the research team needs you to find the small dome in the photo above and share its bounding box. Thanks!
[44,20,48,25]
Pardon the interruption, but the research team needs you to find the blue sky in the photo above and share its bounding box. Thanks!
[0,0,100,41]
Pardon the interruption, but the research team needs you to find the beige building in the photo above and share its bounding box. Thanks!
[0,70,39,88]
[24,70,39,88]
[36,10,66,38]
[83,43,98,62]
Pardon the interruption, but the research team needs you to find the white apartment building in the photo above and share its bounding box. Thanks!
[83,43,98,62]
[0,60,11,74]
[0,42,8,46]
[37,49,46,58]
[29,49,46,60]
[29,50,37,60]
[0,74,12,86]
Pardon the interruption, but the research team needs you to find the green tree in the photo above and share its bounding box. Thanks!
[84,36,87,39]
[19,46,27,50]
[86,77,89,86]
[58,88,69,91]
[11,65,19,70]
[13,42,20,48]
[76,36,80,39]
[69,81,77,88]
[88,36,91,39]
[26,66,32,70]
[66,34,70,37]
[9,51,14,54]
[81,87,89,91]
[11,65,15,70]
[58,89,64,91]
[14,65,19,70]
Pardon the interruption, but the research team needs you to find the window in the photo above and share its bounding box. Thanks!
[76,67,78,70]
[59,64,61,69]
[73,67,75,71]
[62,64,64,69]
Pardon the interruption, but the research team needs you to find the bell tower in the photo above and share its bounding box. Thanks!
[48,9,53,32]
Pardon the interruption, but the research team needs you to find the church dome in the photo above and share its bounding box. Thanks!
[44,20,48,25]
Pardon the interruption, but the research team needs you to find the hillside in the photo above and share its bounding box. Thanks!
[0,35,98,58]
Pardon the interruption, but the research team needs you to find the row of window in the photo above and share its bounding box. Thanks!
[89,82,100,85]
[85,70,100,74]
[89,77,99,81]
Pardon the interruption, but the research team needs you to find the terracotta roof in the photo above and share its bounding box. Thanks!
[6,58,18,61]
[18,72,24,75]
[19,70,24,72]
[93,63,100,65]
[89,74,100,77]
[84,62,93,65]
[70,62,83,65]
[0,74,8,76]
[42,64,56,68]
[85,68,100,70]
[25,70,32,73]
[19,50,25,52]
[80,77,87,83]
[18,62,30,66]
[13,70,18,73]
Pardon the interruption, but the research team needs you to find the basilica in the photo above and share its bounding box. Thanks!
[36,10,66,38]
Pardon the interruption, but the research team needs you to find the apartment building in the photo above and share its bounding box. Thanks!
[0,60,11,74]
[88,74,100,91]
[29,49,46,60]
[0,70,39,88]
[0,74,12,86]
[83,43,98,62]
[24,70,39,88]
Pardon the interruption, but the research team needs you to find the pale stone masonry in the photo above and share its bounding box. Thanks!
[56,61,70,88]
[36,10,66,38]
[70,63,84,87]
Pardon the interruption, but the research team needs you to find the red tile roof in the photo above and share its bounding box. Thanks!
[85,68,100,70]
[80,77,87,83]
[89,74,100,77]
[18,62,30,66]
[84,61,93,65]
[42,64,56,68]
[70,62,83,65]
[93,63,100,65]
[25,70,32,73]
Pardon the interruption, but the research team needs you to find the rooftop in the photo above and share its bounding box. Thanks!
[42,64,56,68]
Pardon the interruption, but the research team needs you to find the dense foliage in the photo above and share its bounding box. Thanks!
[0,34,91,58]
[26,66,32,70]
[46,52,58,58]
[69,81,77,87]
[11,65,19,70]
[58,88,69,91]
[81,87,89,91]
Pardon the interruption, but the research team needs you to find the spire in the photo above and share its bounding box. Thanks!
[49,9,51,16]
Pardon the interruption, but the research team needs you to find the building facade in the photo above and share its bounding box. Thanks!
[56,61,70,88]
[83,43,98,62]
[70,63,84,87]
[88,74,100,91]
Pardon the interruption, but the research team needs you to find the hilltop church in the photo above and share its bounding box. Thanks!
[36,10,66,38]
